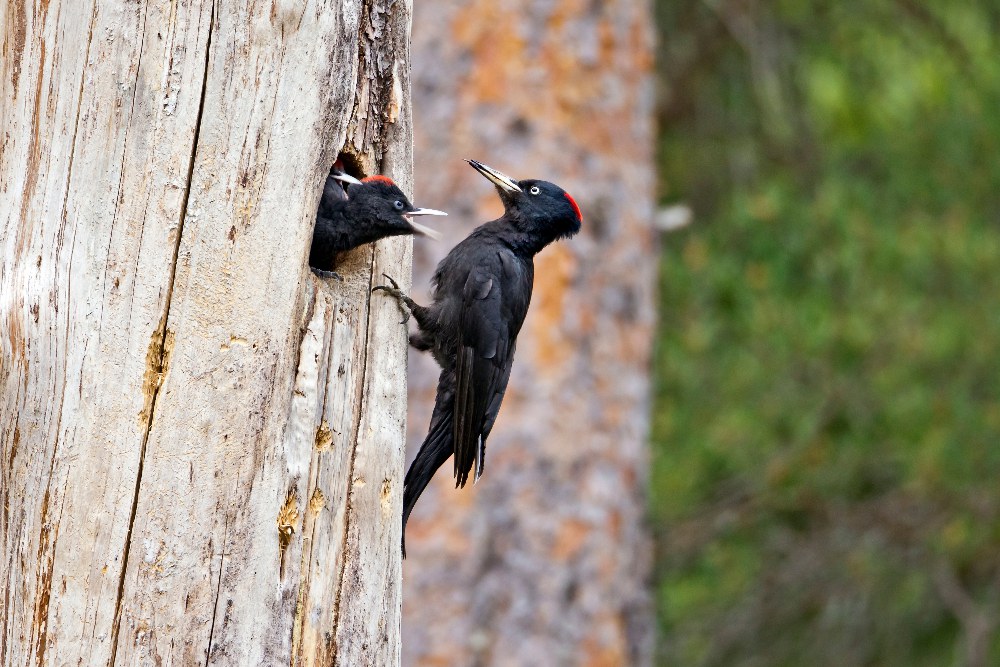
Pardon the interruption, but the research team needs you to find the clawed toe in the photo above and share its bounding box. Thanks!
[371,285,405,303]
[372,273,403,298]
[381,273,400,291]
[311,268,343,281]
[372,274,411,324]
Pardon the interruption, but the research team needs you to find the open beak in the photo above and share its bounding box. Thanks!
[466,159,522,193]
[330,169,363,186]
[403,208,446,239]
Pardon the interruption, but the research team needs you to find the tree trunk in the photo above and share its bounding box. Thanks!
[1,1,413,664]
[403,0,657,665]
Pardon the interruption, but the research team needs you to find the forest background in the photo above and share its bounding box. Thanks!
[651,1,1000,665]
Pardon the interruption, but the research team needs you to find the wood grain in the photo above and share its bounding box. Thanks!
[1,0,414,664]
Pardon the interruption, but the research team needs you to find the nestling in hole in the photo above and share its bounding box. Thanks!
[309,153,447,281]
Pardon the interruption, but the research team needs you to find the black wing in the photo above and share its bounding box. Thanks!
[309,212,345,269]
[318,174,349,218]
[451,255,527,487]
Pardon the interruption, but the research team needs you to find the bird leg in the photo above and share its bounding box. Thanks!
[372,274,431,327]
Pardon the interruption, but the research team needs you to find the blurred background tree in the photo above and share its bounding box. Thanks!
[405,1,656,665]
[652,1,1000,665]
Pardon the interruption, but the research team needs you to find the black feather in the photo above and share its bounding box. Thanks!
[394,163,581,553]
[310,178,438,273]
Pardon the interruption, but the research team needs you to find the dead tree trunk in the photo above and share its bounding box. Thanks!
[402,0,657,665]
[1,1,413,664]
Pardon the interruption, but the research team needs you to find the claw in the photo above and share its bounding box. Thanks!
[372,274,411,324]
[370,285,398,297]
[311,267,343,281]
[382,273,400,290]
[371,273,401,296]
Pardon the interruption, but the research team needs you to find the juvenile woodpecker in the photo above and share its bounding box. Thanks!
[374,159,582,553]
[310,171,446,279]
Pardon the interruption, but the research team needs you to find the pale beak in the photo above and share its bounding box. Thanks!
[403,209,446,239]
[406,208,448,217]
[466,159,522,193]
[330,170,363,186]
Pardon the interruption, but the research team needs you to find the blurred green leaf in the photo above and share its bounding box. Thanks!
[652,1,1000,664]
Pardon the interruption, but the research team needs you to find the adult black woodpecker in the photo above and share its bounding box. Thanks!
[310,171,446,279]
[373,159,583,553]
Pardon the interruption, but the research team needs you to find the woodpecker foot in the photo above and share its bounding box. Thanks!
[372,273,414,324]
[311,267,343,281]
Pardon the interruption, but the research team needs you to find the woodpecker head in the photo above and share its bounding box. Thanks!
[467,159,582,241]
[341,174,446,239]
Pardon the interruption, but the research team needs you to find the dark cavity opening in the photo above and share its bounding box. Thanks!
[308,151,368,278]
[331,151,364,182]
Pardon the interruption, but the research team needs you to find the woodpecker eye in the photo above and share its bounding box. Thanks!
[529,186,540,195]
[394,200,404,210]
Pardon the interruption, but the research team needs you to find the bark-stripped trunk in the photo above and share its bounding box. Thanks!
[1,1,413,664]
[404,0,657,665]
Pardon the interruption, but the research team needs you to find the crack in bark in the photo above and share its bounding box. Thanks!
[288,286,324,666]
[346,0,401,166]
[205,512,230,664]
[107,2,216,663]
[330,250,379,660]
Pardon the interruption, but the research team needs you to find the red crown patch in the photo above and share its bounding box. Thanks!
[564,192,582,222]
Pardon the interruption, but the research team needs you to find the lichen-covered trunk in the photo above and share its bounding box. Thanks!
[0,1,413,664]
[403,0,657,665]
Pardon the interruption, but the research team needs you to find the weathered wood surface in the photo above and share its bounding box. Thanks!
[402,0,657,665]
[1,0,413,664]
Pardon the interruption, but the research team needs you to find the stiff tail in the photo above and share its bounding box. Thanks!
[402,406,455,558]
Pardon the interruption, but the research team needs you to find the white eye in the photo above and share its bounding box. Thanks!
[529,186,540,195]
[394,200,404,210]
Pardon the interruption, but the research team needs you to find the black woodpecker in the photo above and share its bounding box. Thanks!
[310,171,446,279]
[373,159,583,553]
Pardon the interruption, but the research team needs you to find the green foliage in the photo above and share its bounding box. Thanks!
[651,1,1000,664]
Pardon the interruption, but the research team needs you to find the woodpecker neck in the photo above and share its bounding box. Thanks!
[492,216,569,257]
[319,202,407,252]
[349,222,406,247]
[505,231,552,257]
